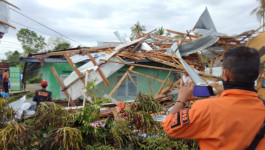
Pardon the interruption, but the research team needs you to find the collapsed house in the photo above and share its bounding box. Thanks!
[20,8,265,108]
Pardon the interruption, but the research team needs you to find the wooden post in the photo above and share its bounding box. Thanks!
[64,54,85,84]
[22,62,27,91]
[210,58,213,74]
[128,73,137,88]
[149,80,153,95]
[50,66,75,106]
[109,66,134,96]
[130,70,171,85]
[87,53,109,86]
[157,70,172,95]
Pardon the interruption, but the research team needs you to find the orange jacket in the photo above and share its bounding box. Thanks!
[163,89,265,150]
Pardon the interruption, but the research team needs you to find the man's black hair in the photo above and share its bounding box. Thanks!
[42,85,47,89]
[223,46,260,83]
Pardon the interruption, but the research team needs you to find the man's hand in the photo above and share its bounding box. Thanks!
[177,80,197,103]
[209,82,224,96]
[169,81,196,114]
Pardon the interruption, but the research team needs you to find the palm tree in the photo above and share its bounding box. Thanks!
[251,0,265,31]
[130,21,146,40]
[154,26,164,35]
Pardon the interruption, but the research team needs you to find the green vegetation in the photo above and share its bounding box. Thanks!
[0,80,198,149]
[17,28,46,55]
[154,26,165,35]
[251,0,265,30]
[28,76,42,83]
[130,21,146,40]
[47,37,72,51]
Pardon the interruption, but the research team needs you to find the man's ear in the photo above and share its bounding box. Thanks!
[223,69,233,81]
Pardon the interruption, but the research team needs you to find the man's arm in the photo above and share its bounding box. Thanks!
[47,92,52,102]
[33,91,38,102]
[169,81,196,114]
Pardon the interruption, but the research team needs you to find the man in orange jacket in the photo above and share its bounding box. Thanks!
[163,46,265,150]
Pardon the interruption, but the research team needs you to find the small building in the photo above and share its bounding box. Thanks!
[21,47,177,101]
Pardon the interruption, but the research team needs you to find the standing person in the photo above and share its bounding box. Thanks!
[33,80,52,107]
[163,46,265,149]
[2,70,9,93]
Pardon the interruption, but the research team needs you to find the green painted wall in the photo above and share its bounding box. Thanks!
[42,63,73,100]
[41,62,177,101]
[94,65,176,101]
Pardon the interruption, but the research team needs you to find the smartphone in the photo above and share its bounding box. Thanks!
[193,86,214,97]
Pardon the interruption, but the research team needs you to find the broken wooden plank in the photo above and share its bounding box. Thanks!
[50,66,75,106]
[0,20,16,29]
[100,59,183,73]
[128,72,137,88]
[1,0,20,9]
[157,70,172,95]
[149,80,153,95]
[130,70,171,85]
[109,66,135,96]
[64,54,85,84]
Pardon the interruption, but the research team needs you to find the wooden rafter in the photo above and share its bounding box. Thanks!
[50,66,75,106]
[64,54,85,84]
[109,66,135,96]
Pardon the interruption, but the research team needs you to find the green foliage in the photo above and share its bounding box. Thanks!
[85,79,98,97]
[54,42,71,51]
[0,99,16,129]
[47,37,72,51]
[3,50,21,67]
[120,92,162,133]
[109,121,134,148]
[154,26,164,35]
[130,21,146,40]
[41,127,83,150]
[76,104,100,133]
[251,0,265,27]
[17,28,46,55]
[86,145,115,150]
[132,92,162,113]
[28,75,42,83]
[34,102,76,130]
[0,80,199,149]
[0,121,33,150]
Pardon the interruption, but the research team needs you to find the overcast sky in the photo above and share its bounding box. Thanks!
[0,0,261,59]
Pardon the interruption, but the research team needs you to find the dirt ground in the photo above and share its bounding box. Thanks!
[26,83,40,92]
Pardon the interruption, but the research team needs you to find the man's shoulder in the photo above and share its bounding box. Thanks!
[35,89,42,93]
[192,97,222,109]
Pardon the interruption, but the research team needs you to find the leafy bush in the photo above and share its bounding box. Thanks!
[0,121,33,150]
[28,76,42,84]
[41,127,83,150]
[0,99,16,128]
[34,102,76,130]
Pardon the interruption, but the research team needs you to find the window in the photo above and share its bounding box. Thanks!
[116,75,137,98]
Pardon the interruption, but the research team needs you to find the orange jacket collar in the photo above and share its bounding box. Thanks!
[221,89,258,97]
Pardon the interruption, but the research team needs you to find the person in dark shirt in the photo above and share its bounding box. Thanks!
[33,80,52,107]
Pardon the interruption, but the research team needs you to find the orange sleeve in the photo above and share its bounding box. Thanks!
[163,101,211,139]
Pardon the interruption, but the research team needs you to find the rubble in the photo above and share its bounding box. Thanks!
[20,8,265,114]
